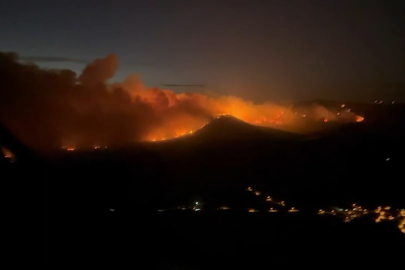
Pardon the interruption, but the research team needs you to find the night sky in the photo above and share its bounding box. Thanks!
[1,0,404,102]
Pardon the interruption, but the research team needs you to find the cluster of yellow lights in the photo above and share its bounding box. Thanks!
[246,187,293,212]
[160,186,296,213]
[318,204,405,233]
[373,206,404,228]
[398,211,405,233]
[158,187,404,235]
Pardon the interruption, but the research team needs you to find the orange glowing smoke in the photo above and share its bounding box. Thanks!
[116,74,305,141]
[119,76,334,141]
[0,52,365,149]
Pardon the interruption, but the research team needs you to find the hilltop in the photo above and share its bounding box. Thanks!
[145,115,302,149]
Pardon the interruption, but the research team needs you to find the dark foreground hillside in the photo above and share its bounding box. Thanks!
[45,210,404,269]
[1,115,405,269]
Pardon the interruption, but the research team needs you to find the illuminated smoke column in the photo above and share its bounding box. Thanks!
[0,52,362,150]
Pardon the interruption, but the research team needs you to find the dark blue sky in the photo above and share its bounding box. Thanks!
[1,0,404,102]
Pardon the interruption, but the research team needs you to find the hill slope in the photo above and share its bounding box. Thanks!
[148,115,302,148]
[191,115,300,141]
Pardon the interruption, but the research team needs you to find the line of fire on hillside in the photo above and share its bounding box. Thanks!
[58,103,365,147]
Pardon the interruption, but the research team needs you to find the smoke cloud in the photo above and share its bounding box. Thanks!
[79,54,118,86]
[0,52,360,151]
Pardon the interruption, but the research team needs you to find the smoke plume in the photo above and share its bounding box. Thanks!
[0,52,361,151]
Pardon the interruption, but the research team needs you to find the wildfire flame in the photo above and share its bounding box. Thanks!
[356,115,364,122]
[0,52,365,150]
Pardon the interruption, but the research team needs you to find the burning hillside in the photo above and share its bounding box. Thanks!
[0,52,363,151]
[146,115,302,145]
